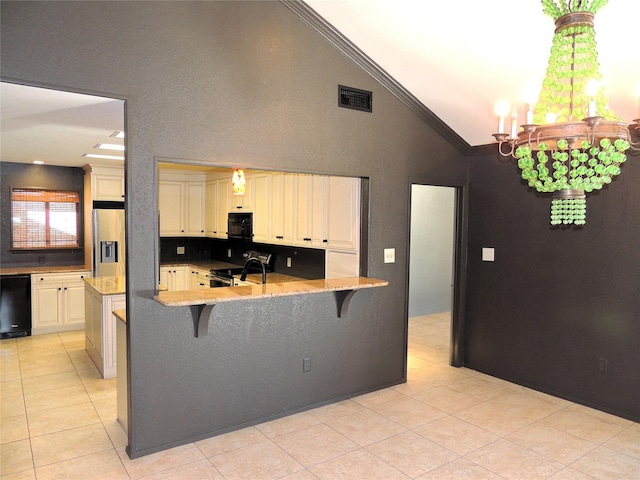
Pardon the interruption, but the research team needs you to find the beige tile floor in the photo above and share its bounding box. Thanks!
[1,312,638,479]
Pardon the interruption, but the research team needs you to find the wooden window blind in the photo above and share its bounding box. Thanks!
[11,188,80,250]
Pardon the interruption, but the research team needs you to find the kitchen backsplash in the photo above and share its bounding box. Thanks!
[160,237,325,279]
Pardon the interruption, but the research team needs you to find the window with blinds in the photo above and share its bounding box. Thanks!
[11,188,80,250]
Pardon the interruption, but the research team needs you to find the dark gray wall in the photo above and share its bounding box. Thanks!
[466,148,640,421]
[1,1,468,457]
[0,162,85,268]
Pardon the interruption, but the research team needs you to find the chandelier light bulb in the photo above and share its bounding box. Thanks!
[510,108,519,139]
[522,84,539,124]
[494,100,510,133]
[586,79,600,117]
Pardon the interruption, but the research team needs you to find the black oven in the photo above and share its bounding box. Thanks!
[228,212,252,241]
[210,272,235,288]
[209,267,244,288]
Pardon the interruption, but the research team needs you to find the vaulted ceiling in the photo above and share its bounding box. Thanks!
[304,0,640,148]
[1,0,638,168]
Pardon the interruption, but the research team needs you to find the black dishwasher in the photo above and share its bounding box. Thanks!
[0,275,32,339]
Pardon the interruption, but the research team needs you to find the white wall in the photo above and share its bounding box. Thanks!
[408,185,455,317]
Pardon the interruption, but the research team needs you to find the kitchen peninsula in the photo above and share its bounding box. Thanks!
[154,276,388,337]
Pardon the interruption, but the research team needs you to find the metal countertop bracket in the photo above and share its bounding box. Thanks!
[334,289,356,318]
[191,304,215,337]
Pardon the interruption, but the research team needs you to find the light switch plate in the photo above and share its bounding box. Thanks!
[177,246,185,255]
[482,247,495,262]
[384,248,395,263]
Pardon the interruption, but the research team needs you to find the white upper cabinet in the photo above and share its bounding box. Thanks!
[205,176,231,239]
[216,177,231,238]
[158,180,184,236]
[270,173,297,245]
[249,172,271,243]
[295,174,328,247]
[185,182,205,235]
[205,179,219,237]
[326,176,360,251]
[85,165,125,201]
[158,170,206,237]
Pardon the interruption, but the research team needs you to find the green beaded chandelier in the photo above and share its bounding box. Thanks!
[492,0,639,226]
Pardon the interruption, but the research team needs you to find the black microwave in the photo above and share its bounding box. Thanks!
[228,212,253,241]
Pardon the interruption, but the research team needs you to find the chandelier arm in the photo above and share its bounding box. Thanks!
[588,124,596,148]
[496,140,516,157]
[626,126,640,151]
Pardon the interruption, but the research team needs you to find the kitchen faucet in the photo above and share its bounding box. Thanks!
[240,258,267,284]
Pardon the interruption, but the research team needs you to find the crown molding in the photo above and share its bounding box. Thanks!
[281,0,471,155]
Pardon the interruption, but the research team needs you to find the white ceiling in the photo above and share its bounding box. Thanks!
[1,0,638,169]
[305,0,640,146]
[0,82,125,168]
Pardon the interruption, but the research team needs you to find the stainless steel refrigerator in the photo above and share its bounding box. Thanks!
[92,202,126,277]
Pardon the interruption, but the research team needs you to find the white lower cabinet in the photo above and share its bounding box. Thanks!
[159,266,189,291]
[189,267,211,289]
[85,286,124,379]
[31,271,91,335]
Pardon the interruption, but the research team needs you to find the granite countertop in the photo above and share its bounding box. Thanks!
[241,272,305,284]
[0,265,92,276]
[113,309,127,324]
[85,276,127,295]
[154,277,388,307]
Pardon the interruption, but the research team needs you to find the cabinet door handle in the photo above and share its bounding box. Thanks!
[276,236,283,239]
[64,287,67,290]
[323,239,328,243]
[58,287,62,291]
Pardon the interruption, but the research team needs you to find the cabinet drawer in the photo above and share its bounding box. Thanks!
[32,271,91,284]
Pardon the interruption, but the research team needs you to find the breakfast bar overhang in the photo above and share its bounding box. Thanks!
[154,277,389,337]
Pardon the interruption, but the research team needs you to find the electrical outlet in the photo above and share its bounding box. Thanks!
[38,256,46,264]
[482,247,495,262]
[227,249,232,258]
[303,357,311,372]
[598,358,608,373]
[286,257,292,268]
[384,248,395,263]
[177,246,185,255]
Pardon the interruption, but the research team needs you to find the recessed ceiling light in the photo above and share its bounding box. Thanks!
[83,153,125,161]
[32,160,44,165]
[110,131,125,138]
[95,143,125,151]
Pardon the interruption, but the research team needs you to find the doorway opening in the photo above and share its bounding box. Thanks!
[407,183,465,370]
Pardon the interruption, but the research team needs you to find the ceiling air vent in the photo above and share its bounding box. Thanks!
[338,85,372,113]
